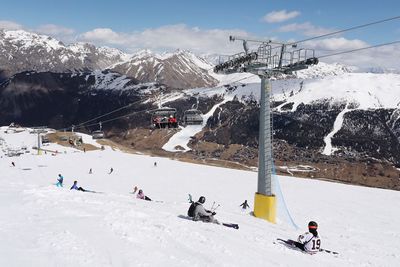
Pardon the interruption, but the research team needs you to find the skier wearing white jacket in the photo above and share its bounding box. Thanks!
[296,221,321,253]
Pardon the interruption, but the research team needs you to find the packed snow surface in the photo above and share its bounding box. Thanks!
[1,127,400,267]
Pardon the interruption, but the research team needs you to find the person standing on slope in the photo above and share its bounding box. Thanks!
[56,174,64,187]
[132,186,138,194]
[239,200,250,210]
[192,196,219,224]
[293,221,321,253]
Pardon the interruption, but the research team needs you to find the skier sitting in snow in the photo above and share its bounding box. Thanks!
[292,221,321,253]
[70,181,87,192]
[191,196,219,224]
[136,189,152,201]
[56,174,64,187]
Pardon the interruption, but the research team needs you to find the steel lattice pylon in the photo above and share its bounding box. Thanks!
[214,36,318,223]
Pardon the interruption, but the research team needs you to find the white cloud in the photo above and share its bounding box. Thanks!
[305,37,367,52]
[262,10,300,23]
[79,24,252,54]
[304,37,400,69]
[80,28,124,44]
[36,24,75,36]
[0,20,23,30]
[278,22,334,37]
[1,19,400,70]
[78,24,400,69]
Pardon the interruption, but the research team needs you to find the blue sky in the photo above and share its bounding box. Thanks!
[1,0,399,67]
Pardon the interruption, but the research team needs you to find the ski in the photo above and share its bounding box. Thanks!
[320,248,339,255]
[222,223,239,229]
[178,215,239,229]
[277,238,293,245]
[276,238,339,255]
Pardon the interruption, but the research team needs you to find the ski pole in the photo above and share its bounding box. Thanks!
[211,204,220,212]
[210,201,215,210]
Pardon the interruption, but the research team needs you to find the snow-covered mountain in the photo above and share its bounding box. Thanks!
[1,27,400,188]
[111,49,218,89]
[0,29,217,89]
[157,66,400,184]
[0,29,129,76]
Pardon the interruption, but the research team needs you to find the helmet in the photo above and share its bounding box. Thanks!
[198,196,206,204]
[308,221,318,229]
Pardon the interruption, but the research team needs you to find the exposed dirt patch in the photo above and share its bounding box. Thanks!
[46,132,99,152]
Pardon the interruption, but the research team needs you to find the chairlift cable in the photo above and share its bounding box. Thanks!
[60,75,257,133]
[317,40,400,59]
[293,15,400,45]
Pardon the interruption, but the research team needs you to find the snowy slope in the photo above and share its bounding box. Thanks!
[192,62,400,111]
[276,73,400,110]
[1,127,400,266]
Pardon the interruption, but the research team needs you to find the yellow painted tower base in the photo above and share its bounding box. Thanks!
[254,193,276,223]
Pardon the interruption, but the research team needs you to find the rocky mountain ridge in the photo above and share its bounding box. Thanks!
[110,49,218,89]
[0,30,128,77]
[0,29,219,89]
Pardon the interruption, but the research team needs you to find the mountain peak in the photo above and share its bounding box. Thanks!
[111,48,217,89]
[0,30,130,75]
[3,29,65,51]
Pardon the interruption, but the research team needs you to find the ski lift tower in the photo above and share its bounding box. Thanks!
[214,36,318,223]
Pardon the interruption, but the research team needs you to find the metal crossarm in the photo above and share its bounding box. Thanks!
[214,36,318,76]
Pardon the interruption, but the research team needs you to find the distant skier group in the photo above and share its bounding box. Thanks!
[54,167,114,191]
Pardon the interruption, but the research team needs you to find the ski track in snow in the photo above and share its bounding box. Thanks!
[1,126,400,266]
[322,106,351,156]
[162,95,232,152]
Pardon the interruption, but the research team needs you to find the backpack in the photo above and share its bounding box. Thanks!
[187,202,198,217]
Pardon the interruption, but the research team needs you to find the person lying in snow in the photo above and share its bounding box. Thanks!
[136,189,151,201]
[188,196,219,224]
[286,221,321,253]
[70,181,87,192]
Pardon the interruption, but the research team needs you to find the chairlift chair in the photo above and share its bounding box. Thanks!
[91,130,105,139]
[183,109,203,125]
[151,107,178,129]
